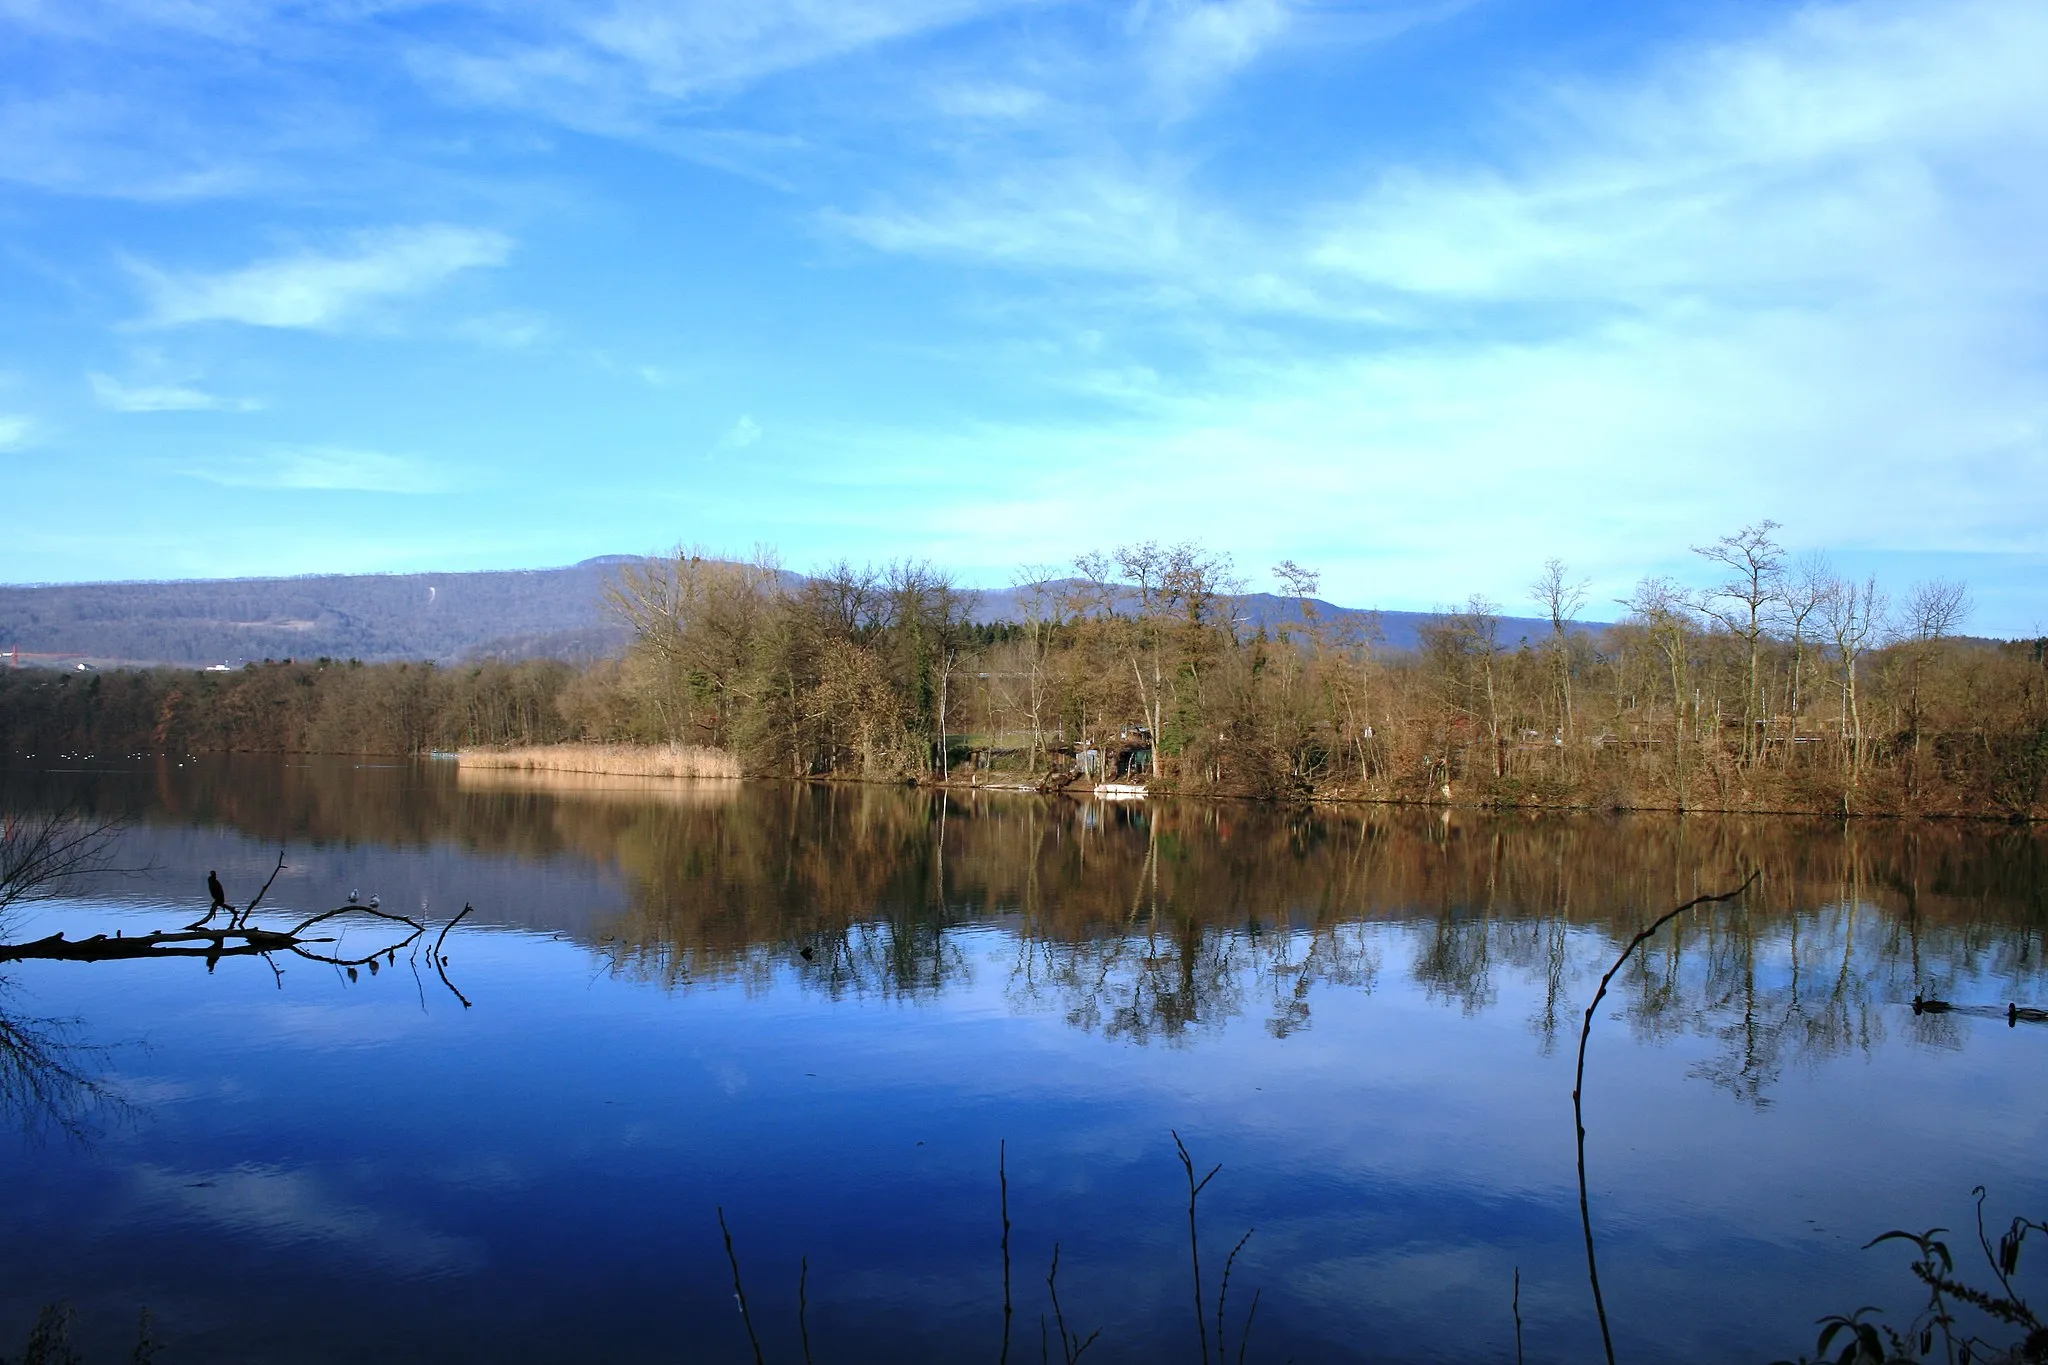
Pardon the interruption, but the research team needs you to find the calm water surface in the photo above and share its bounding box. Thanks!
[1,757,2044,1362]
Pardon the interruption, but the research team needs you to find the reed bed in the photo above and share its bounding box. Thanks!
[457,743,742,780]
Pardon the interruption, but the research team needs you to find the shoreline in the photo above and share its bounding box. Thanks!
[9,746,2032,823]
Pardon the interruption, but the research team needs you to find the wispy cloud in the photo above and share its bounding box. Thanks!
[418,0,1027,113]
[708,413,763,459]
[925,81,1051,122]
[125,1162,483,1276]
[813,0,2048,589]
[0,414,33,450]
[1135,0,1291,116]
[130,225,514,330]
[181,446,454,494]
[89,371,261,412]
[1306,0,2048,307]
[453,310,547,348]
[0,86,260,201]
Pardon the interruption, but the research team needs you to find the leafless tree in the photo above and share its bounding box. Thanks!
[1693,520,1785,767]
[1899,577,1972,780]
[1011,566,1069,771]
[1774,552,1831,744]
[1622,577,1697,803]
[1820,573,1888,781]
[603,547,783,745]
[1530,557,1588,745]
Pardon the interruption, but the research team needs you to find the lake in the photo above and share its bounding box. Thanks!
[1,756,2044,1363]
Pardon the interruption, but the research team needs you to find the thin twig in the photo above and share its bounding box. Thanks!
[287,904,422,937]
[1045,1242,1100,1364]
[433,902,473,961]
[1236,1290,1260,1365]
[233,849,287,929]
[1000,1138,1014,1365]
[1049,1242,1070,1364]
[1574,870,1758,1365]
[1173,1129,1221,1365]
[1513,1267,1524,1365]
[432,903,474,1008]
[718,1206,767,1365]
[1218,1227,1255,1365]
[799,1254,813,1365]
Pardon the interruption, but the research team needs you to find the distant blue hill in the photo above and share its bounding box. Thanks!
[0,558,1603,668]
[969,579,1599,653]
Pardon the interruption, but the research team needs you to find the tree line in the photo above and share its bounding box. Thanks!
[0,657,579,758]
[3,526,2045,818]
[588,531,2046,818]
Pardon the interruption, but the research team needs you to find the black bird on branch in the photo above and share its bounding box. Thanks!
[207,870,229,914]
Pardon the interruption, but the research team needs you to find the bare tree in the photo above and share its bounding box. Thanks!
[1530,558,1588,745]
[603,548,781,746]
[1774,552,1831,745]
[884,561,979,778]
[1907,577,1971,642]
[1421,596,1507,779]
[1011,566,1069,771]
[1900,577,1972,781]
[1273,559,1322,636]
[1693,520,1785,767]
[1820,573,1888,782]
[1098,542,1237,783]
[1623,577,1696,803]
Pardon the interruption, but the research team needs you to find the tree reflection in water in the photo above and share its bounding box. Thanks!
[452,780,2048,1097]
[0,989,121,1142]
[7,759,2045,1099]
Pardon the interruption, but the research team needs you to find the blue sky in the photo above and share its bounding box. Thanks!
[1,0,2043,633]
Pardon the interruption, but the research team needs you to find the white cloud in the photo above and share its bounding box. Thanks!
[89,371,261,411]
[181,446,454,493]
[1306,0,2048,307]
[708,414,763,459]
[0,414,33,450]
[830,157,1222,276]
[809,0,2048,592]
[131,224,513,330]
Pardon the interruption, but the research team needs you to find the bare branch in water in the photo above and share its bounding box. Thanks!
[1575,870,1760,1365]
[718,1206,767,1365]
[1173,1129,1222,1364]
[1000,1138,1014,1365]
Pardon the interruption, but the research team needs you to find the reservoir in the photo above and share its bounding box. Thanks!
[1,757,2043,1362]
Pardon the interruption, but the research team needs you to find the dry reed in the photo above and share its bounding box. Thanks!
[456,743,741,780]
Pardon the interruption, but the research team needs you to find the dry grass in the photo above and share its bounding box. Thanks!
[457,743,742,780]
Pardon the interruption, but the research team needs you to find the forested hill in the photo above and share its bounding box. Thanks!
[0,557,1580,668]
[0,558,638,667]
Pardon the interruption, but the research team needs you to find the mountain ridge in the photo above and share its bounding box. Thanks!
[0,558,1593,667]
